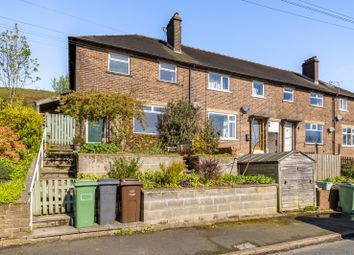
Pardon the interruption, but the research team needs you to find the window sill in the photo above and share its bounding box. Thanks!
[340,109,348,112]
[342,145,354,148]
[133,132,159,136]
[252,94,266,99]
[106,71,131,77]
[305,143,324,146]
[207,88,232,94]
[283,100,294,103]
[310,104,324,108]
[157,79,179,85]
[219,138,237,141]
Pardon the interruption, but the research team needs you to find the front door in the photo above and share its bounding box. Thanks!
[284,122,293,152]
[87,119,104,143]
[251,119,264,152]
[268,121,279,153]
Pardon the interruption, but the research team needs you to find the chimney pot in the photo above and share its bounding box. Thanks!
[302,56,319,84]
[166,12,182,53]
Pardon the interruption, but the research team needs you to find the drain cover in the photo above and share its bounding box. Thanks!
[233,242,257,250]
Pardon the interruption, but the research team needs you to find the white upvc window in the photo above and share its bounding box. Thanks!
[208,112,236,140]
[310,92,323,107]
[343,128,354,147]
[108,52,130,74]
[252,81,265,98]
[305,123,324,145]
[283,87,294,102]
[133,105,165,135]
[208,73,230,92]
[159,62,177,83]
[339,98,348,112]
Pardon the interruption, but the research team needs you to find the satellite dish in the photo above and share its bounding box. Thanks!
[335,115,343,121]
[241,104,250,113]
[328,127,335,133]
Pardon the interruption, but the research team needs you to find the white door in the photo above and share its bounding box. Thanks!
[284,122,293,152]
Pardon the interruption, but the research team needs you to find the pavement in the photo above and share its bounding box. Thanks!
[1,213,354,255]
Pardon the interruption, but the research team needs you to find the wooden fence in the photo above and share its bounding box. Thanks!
[341,156,354,166]
[33,179,75,216]
[307,154,341,180]
[46,113,75,145]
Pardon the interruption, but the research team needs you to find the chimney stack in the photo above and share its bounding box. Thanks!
[166,12,182,53]
[302,56,319,84]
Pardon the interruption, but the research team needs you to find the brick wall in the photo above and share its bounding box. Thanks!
[74,44,354,156]
[0,204,29,239]
[143,185,277,225]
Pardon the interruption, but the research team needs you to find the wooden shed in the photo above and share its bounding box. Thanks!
[237,151,315,212]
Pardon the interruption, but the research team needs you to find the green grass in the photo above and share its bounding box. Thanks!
[0,87,54,106]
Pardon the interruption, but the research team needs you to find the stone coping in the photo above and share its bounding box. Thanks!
[142,183,278,193]
[78,153,181,157]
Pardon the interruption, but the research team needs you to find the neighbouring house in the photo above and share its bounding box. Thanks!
[64,12,354,156]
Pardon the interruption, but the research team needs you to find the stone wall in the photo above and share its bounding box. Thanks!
[78,153,185,175]
[143,184,277,225]
[0,204,30,239]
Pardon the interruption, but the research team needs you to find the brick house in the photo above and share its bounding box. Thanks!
[68,12,354,156]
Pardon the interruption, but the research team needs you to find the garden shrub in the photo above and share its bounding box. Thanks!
[192,120,219,155]
[0,126,26,161]
[158,99,200,148]
[159,162,186,187]
[0,180,24,204]
[109,157,141,179]
[0,158,14,181]
[79,143,120,154]
[195,158,221,182]
[216,174,274,185]
[77,173,108,180]
[341,164,354,178]
[323,176,353,183]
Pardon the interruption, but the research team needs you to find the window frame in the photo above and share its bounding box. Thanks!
[252,81,265,98]
[342,127,354,147]
[207,72,231,92]
[159,62,177,83]
[283,87,294,102]
[108,52,130,75]
[305,123,324,145]
[208,112,237,140]
[339,98,348,112]
[310,92,324,108]
[133,105,165,135]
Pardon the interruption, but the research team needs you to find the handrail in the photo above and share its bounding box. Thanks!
[28,126,46,229]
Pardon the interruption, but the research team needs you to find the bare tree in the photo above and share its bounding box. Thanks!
[0,24,40,103]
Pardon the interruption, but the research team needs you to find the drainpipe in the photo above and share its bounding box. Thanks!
[332,95,336,155]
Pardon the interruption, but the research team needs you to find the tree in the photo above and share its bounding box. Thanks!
[0,24,40,103]
[51,74,69,94]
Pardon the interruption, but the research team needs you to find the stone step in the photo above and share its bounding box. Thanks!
[40,171,76,179]
[33,214,72,229]
[42,165,74,172]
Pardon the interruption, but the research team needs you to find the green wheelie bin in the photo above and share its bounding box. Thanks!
[338,183,354,214]
[74,180,98,228]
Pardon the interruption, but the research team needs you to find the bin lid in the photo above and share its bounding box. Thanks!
[74,179,98,187]
[120,178,143,186]
[98,178,120,185]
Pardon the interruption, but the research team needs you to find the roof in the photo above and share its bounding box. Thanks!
[69,34,354,98]
[237,151,315,164]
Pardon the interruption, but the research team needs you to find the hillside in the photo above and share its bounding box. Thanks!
[0,87,55,106]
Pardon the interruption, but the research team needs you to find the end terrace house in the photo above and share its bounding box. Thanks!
[67,12,354,156]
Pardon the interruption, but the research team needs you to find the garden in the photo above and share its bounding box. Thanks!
[0,98,43,204]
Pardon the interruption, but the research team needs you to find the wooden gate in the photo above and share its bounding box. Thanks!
[33,179,75,215]
[46,114,75,145]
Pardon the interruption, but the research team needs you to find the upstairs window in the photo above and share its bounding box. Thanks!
[133,105,165,135]
[108,52,130,74]
[339,98,348,111]
[305,123,323,144]
[283,88,294,102]
[310,92,323,107]
[208,112,236,140]
[343,128,354,147]
[252,81,264,98]
[159,63,177,83]
[208,73,230,92]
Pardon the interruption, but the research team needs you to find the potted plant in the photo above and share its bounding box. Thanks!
[316,179,333,190]
[72,135,84,151]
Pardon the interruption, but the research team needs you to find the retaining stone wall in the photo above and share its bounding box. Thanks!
[0,204,30,239]
[143,184,277,224]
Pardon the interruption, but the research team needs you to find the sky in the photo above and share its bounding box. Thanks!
[1,0,354,92]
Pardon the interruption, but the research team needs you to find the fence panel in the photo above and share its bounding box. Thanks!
[46,114,75,145]
[307,154,341,180]
[33,179,75,216]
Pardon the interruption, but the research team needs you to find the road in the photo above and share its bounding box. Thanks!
[271,238,354,255]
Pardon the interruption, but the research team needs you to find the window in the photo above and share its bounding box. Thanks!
[305,123,323,144]
[339,98,348,111]
[251,119,264,151]
[310,92,323,107]
[108,52,130,74]
[283,88,294,102]
[343,128,354,147]
[133,105,165,135]
[208,112,236,140]
[159,63,177,83]
[252,81,264,97]
[208,73,230,92]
